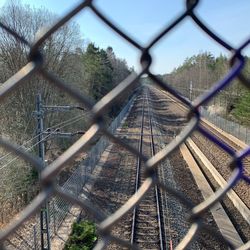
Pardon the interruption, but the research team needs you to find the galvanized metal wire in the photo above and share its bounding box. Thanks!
[0,0,249,249]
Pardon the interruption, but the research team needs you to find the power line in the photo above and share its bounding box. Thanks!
[0,113,87,171]
[35,96,87,250]
[0,113,87,164]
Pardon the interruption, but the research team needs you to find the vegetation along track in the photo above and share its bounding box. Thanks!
[7,85,246,249]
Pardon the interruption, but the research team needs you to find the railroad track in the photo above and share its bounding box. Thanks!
[199,120,250,178]
[130,91,165,250]
[110,88,188,249]
[154,85,250,185]
[100,86,249,248]
[148,86,249,246]
[7,85,248,249]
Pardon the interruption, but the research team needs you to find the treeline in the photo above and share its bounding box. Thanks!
[163,52,250,124]
[0,1,133,143]
[0,0,134,220]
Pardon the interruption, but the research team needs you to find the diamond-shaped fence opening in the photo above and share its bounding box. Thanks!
[0,0,249,249]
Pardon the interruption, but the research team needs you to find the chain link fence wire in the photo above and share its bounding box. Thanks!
[50,95,135,238]
[200,108,250,144]
[166,84,250,145]
[0,0,250,249]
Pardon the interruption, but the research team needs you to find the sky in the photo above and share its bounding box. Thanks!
[0,0,249,74]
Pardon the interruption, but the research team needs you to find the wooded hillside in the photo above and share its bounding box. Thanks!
[0,0,134,222]
[163,52,250,125]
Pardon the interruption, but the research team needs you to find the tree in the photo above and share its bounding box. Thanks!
[106,46,131,85]
[0,0,85,222]
[0,0,84,142]
[65,220,97,250]
[0,1,133,222]
[163,51,250,123]
[82,43,113,101]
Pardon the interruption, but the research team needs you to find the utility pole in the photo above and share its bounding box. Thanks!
[34,94,85,249]
[35,94,51,250]
[189,80,193,101]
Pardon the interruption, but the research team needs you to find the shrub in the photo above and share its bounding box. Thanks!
[64,220,97,250]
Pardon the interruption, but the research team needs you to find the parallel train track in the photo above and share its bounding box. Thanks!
[4,86,249,249]
[156,86,250,185]
[130,91,165,249]
[149,86,249,246]
[126,86,249,248]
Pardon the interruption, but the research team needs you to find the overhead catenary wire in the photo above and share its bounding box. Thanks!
[0,112,87,164]
[0,112,88,171]
[0,116,73,161]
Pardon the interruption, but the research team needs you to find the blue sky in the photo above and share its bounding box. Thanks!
[0,0,249,74]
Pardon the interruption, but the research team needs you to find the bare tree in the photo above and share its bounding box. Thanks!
[0,0,85,222]
[0,0,84,142]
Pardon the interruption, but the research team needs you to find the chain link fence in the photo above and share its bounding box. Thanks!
[169,85,250,145]
[11,94,135,250]
[200,107,250,145]
[0,0,249,249]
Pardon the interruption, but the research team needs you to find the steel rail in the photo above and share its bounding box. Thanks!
[155,86,250,195]
[130,94,145,244]
[150,86,249,242]
[0,0,249,248]
[146,90,166,250]
[146,88,175,250]
[130,90,165,249]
